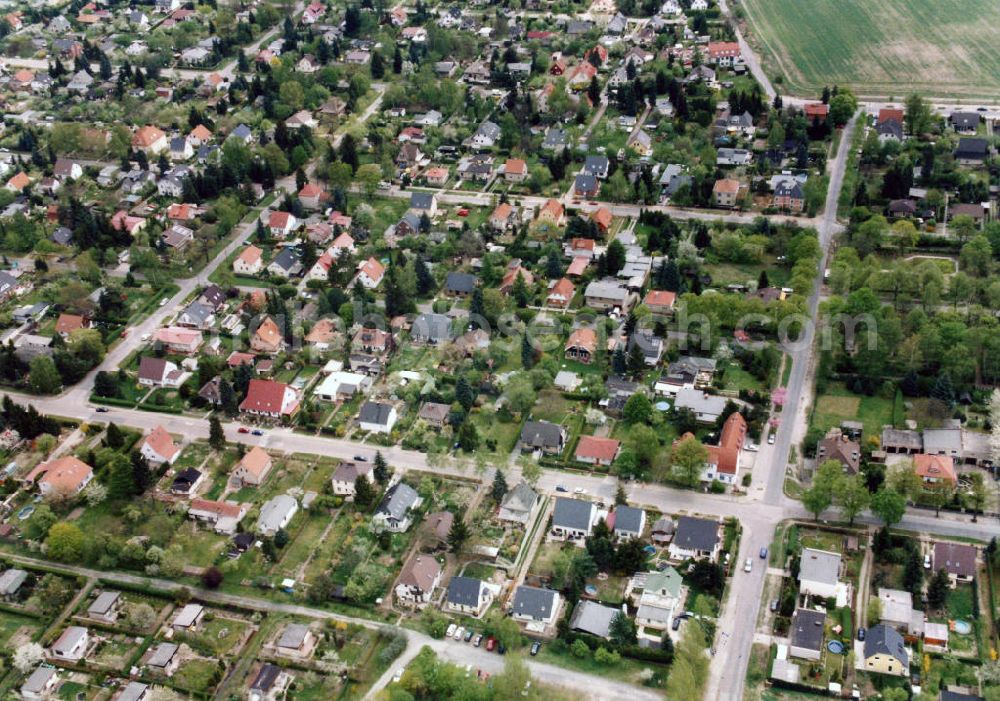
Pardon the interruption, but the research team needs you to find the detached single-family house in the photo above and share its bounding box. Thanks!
[395,555,441,604]
[863,624,909,676]
[668,516,720,561]
[789,608,825,661]
[140,425,180,465]
[87,591,121,623]
[239,379,299,418]
[519,421,567,454]
[146,642,180,676]
[138,357,185,388]
[511,586,561,628]
[798,548,842,599]
[551,497,597,539]
[188,499,248,534]
[234,245,264,275]
[49,627,89,662]
[635,568,683,634]
[0,569,27,600]
[575,436,620,466]
[564,327,597,364]
[248,663,291,701]
[933,542,977,584]
[610,505,646,541]
[373,482,421,532]
[171,604,205,632]
[29,456,93,498]
[498,481,538,524]
[275,623,317,659]
[331,461,374,497]
[358,401,398,434]
[20,666,59,700]
[256,495,298,536]
[233,447,274,487]
[446,576,494,617]
[568,600,619,639]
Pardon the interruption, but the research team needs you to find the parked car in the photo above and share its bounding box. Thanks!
[354,454,368,461]
[251,429,264,436]
[95,407,109,413]
[744,558,752,573]
[767,433,775,445]
[857,627,866,641]
[392,669,403,683]
[923,554,931,569]
[464,629,474,642]
[530,641,541,656]
[555,485,568,492]
[769,599,779,612]
[486,637,497,652]
[759,547,768,559]
[446,623,457,638]
[498,643,507,655]
[474,634,483,647]
[454,626,465,640]
[237,427,250,434]
[672,617,682,631]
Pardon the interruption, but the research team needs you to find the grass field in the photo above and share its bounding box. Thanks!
[740,0,1000,99]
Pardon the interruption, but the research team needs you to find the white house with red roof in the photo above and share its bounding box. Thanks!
[268,211,298,238]
[26,456,94,498]
[239,379,299,418]
[140,425,181,464]
[153,326,203,354]
[644,290,677,314]
[575,436,620,466]
[353,257,385,289]
[234,245,264,275]
[132,125,167,154]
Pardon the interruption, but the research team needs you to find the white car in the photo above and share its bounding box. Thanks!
[446,623,457,638]
[392,669,403,683]
[767,433,775,445]
[140,333,151,342]
[744,558,752,573]
[923,554,931,569]
[574,487,586,495]
[454,626,465,640]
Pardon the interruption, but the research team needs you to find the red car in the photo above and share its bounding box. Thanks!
[237,427,250,434]
[485,637,497,652]
[457,208,470,217]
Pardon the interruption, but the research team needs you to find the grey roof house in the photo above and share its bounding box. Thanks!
[668,516,720,560]
[411,313,453,345]
[789,608,825,660]
[446,576,494,616]
[374,482,422,532]
[519,420,567,453]
[551,496,597,538]
[511,585,561,626]
[498,481,538,524]
[568,600,620,639]
[611,505,646,540]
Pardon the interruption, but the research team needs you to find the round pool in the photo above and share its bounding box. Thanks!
[584,585,598,596]
[655,401,671,411]
[827,640,845,654]
[17,505,34,520]
[953,620,972,635]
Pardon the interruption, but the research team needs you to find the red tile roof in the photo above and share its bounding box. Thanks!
[575,435,620,463]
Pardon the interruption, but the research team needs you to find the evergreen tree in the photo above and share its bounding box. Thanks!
[209,416,225,450]
[415,256,435,295]
[521,334,535,368]
[131,452,152,494]
[469,288,486,321]
[927,568,950,609]
[105,422,124,449]
[447,517,470,552]
[370,50,385,79]
[457,421,479,451]
[931,372,955,405]
[627,343,646,377]
[491,470,508,502]
[373,451,390,484]
[455,377,475,410]
[354,474,376,507]
[900,371,919,397]
[612,346,627,375]
[757,270,769,289]
[393,46,403,73]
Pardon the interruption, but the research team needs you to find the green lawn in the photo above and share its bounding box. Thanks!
[173,658,222,693]
[810,383,896,437]
[947,585,974,619]
[741,0,1000,98]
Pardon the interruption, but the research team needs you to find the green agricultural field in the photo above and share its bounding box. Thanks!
[740,0,1000,99]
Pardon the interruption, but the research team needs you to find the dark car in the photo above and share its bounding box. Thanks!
[672,617,682,631]
[530,641,541,656]
[95,407,109,413]
[759,547,768,559]
[497,643,507,655]
[251,429,264,436]
[354,454,368,462]
[857,627,866,641]
[464,629,474,642]
[555,485,568,492]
